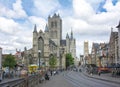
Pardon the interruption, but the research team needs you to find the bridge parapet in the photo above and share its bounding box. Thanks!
[0,74,41,87]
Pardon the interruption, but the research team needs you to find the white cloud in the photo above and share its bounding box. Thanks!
[73,0,95,19]
[28,16,47,31]
[32,0,60,17]
[103,0,120,12]
[0,16,32,54]
[0,0,27,19]
[0,17,20,35]
[85,0,104,11]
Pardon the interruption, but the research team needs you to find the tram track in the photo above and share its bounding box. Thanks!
[63,71,120,87]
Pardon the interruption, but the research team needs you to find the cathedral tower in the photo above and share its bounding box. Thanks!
[48,13,62,46]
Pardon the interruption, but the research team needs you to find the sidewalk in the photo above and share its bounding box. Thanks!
[83,72,120,84]
[37,73,74,87]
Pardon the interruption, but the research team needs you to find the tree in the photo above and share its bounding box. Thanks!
[49,56,57,69]
[66,53,74,68]
[3,54,16,69]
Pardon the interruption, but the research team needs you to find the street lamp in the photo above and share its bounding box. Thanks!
[38,50,41,70]
[60,47,64,70]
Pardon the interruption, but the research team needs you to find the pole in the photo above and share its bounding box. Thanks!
[39,52,40,70]
[38,50,41,70]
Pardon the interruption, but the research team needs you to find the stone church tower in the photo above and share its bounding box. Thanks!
[24,13,76,69]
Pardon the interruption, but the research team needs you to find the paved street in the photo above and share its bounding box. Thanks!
[37,72,74,87]
[37,71,120,87]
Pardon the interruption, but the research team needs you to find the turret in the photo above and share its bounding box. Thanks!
[66,33,69,39]
[33,24,37,33]
[111,27,113,32]
[33,24,38,43]
[66,33,70,53]
[44,24,49,32]
[33,24,38,54]
[71,29,73,39]
[116,21,120,32]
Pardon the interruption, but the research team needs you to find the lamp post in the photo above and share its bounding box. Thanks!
[60,47,64,70]
[106,47,108,67]
[38,50,41,70]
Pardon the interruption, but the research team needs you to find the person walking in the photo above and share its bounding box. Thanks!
[98,70,101,76]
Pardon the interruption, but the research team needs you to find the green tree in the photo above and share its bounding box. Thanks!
[3,54,16,69]
[66,53,74,68]
[49,56,57,69]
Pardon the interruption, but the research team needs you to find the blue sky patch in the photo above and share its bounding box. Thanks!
[22,0,34,16]
[112,0,118,5]
[0,0,16,9]
[58,0,72,9]
[97,0,107,13]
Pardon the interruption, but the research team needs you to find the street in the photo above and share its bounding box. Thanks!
[64,71,120,87]
[38,71,120,87]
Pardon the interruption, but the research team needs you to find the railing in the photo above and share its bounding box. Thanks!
[0,74,41,87]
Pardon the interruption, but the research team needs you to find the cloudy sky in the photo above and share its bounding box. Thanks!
[0,0,120,57]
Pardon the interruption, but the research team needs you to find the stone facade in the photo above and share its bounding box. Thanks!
[0,47,2,69]
[116,22,120,64]
[24,14,76,69]
[91,43,99,65]
[109,28,118,64]
[84,41,89,64]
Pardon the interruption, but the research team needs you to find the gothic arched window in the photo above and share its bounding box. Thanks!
[38,37,44,58]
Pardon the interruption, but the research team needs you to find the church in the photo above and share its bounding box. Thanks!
[23,13,76,69]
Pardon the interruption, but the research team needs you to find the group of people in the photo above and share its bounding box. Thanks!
[111,68,120,77]
[39,69,60,83]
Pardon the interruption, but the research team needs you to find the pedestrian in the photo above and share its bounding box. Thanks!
[98,70,101,76]
[45,73,49,80]
[50,70,52,76]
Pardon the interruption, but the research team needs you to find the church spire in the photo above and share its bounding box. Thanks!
[71,28,73,39]
[33,24,37,33]
[116,21,120,29]
[45,24,49,32]
[66,33,69,38]
[111,27,113,32]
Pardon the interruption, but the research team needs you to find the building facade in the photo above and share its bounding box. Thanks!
[109,28,118,65]
[84,41,89,64]
[0,47,2,69]
[24,14,76,69]
[116,22,120,64]
[91,43,99,65]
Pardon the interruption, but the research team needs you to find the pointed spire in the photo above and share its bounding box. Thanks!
[48,15,51,19]
[111,27,113,32]
[54,13,57,16]
[116,21,120,28]
[24,47,27,51]
[66,33,69,38]
[45,24,49,32]
[33,24,37,33]
[58,13,60,17]
[71,28,73,39]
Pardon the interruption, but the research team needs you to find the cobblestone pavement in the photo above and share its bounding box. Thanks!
[37,72,74,87]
